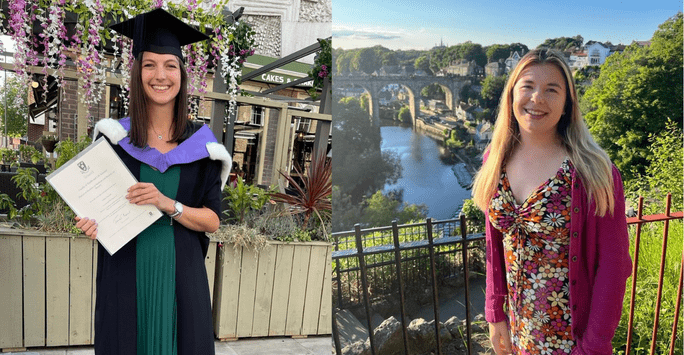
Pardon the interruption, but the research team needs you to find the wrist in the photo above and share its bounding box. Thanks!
[163,198,175,215]
[167,200,183,219]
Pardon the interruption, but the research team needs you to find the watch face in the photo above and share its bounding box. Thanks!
[175,201,183,213]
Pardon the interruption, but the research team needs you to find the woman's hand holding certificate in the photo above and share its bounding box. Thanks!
[46,137,163,255]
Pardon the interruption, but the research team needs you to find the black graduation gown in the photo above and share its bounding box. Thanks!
[93,123,220,355]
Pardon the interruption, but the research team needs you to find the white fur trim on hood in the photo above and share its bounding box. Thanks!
[93,118,127,144]
[206,142,232,190]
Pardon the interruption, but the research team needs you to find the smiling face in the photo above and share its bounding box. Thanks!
[140,51,181,109]
[512,63,568,140]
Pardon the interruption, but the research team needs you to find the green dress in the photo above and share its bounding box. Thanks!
[135,164,180,355]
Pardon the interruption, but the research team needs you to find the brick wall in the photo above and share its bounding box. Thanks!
[58,79,78,140]
[57,79,108,141]
[261,108,280,186]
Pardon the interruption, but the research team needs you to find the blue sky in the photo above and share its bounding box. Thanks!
[333,0,682,50]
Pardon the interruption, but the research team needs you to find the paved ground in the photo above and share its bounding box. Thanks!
[4,336,333,355]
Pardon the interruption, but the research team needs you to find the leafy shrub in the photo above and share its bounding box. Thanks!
[222,178,275,224]
[0,148,18,165]
[0,137,90,233]
[54,137,92,169]
[18,144,43,164]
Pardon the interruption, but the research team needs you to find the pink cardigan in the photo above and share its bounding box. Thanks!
[484,163,632,355]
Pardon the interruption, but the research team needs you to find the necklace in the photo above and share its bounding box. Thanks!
[151,125,164,140]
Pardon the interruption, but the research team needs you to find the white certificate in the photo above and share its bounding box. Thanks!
[47,136,162,255]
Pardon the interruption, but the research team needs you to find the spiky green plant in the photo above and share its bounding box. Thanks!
[271,153,332,240]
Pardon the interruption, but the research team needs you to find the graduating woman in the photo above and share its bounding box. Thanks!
[471,49,632,355]
[75,9,231,355]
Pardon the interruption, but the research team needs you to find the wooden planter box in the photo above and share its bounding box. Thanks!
[0,228,218,350]
[213,241,332,340]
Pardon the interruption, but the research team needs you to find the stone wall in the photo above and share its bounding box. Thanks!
[299,0,332,22]
[244,15,282,58]
[229,0,331,64]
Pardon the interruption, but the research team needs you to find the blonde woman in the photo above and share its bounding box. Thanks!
[472,49,632,355]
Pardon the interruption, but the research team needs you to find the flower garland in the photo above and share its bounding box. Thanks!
[39,0,68,89]
[217,20,255,119]
[307,38,331,99]
[115,35,133,115]
[77,0,106,118]
[8,0,32,106]
[7,0,256,123]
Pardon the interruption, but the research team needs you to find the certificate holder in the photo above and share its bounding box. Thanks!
[47,136,163,255]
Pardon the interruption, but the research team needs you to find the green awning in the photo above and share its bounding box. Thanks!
[242,54,314,87]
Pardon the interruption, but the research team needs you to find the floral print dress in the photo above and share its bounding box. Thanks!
[488,158,575,354]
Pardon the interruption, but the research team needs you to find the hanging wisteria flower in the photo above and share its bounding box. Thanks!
[8,0,32,107]
[217,20,256,119]
[76,0,106,117]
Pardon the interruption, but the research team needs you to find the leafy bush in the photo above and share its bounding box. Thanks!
[54,137,92,169]
[461,198,485,233]
[18,144,43,164]
[0,137,90,233]
[222,178,275,224]
[0,148,18,165]
[398,106,411,122]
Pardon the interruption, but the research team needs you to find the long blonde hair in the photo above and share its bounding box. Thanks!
[472,49,615,216]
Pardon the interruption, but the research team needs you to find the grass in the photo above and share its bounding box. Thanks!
[613,219,683,355]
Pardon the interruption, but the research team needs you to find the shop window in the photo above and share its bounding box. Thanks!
[297,118,311,132]
[251,106,264,126]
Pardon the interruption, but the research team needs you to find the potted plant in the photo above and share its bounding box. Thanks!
[211,154,332,340]
[0,136,156,349]
[40,133,59,153]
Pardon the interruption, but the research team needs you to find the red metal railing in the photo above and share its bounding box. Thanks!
[625,194,683,355]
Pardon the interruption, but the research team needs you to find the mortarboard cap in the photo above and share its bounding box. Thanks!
[110,8,209,61]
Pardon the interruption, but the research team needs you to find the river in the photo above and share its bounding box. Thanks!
[381,124,472,220]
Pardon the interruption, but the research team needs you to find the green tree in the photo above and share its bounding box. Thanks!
[628,120,683,212]
[420,83,445,100]
[361,190,427,227]
[0,75,28,138]
[486,44,510,63]
[332,95,401,205]
[486,43,530,62]
[332,186,363,232]
[538,35,583,51]
[414,55,431,74]
[335,50,354,74]
[480,75,507,110]
[397,106,411,123]
[381,51,399,66]
[581,13,683,183]
[508,43,529,56]
[458,42,487,67]
[352,47,382,74]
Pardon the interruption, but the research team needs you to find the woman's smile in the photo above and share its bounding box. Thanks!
[141,52,181,108]
[512,63,567,136]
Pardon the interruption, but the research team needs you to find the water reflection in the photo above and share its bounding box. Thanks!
[381,125,472,220]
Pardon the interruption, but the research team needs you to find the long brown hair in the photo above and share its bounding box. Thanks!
[127,52,188,147]
[472,49,615,216]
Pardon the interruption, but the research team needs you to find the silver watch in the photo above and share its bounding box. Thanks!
[168,201,183,219]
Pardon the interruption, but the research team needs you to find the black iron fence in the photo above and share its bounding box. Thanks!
[332,215,485,355]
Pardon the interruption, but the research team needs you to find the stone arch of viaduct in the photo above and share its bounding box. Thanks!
[334,75,472,126]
